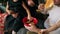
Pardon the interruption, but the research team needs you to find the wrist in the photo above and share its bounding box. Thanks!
[34,28,41,33]
[46,29,50,32]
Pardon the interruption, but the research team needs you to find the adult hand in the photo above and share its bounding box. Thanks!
[38,4,44,11]
[41,29,49,34]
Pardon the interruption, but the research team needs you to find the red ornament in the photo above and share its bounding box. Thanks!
[22,17,38,26]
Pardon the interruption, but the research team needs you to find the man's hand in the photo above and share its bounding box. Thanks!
[40,29,49,34]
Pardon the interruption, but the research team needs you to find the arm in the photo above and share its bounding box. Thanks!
[22,1,31,20]
[35,21,60,34]
[46,21,60,32]
[6,2,11,15]
[32,20,60,34]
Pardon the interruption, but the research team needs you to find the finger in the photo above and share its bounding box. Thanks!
[29,23,34,26]
[38,5,40,8]
[40,29,44,34]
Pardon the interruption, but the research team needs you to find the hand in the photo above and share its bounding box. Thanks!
[38,4,44,11]
[12,30,16,34]
[41,29,49,34]
[28,0,35,7]
[24,23,38,33]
